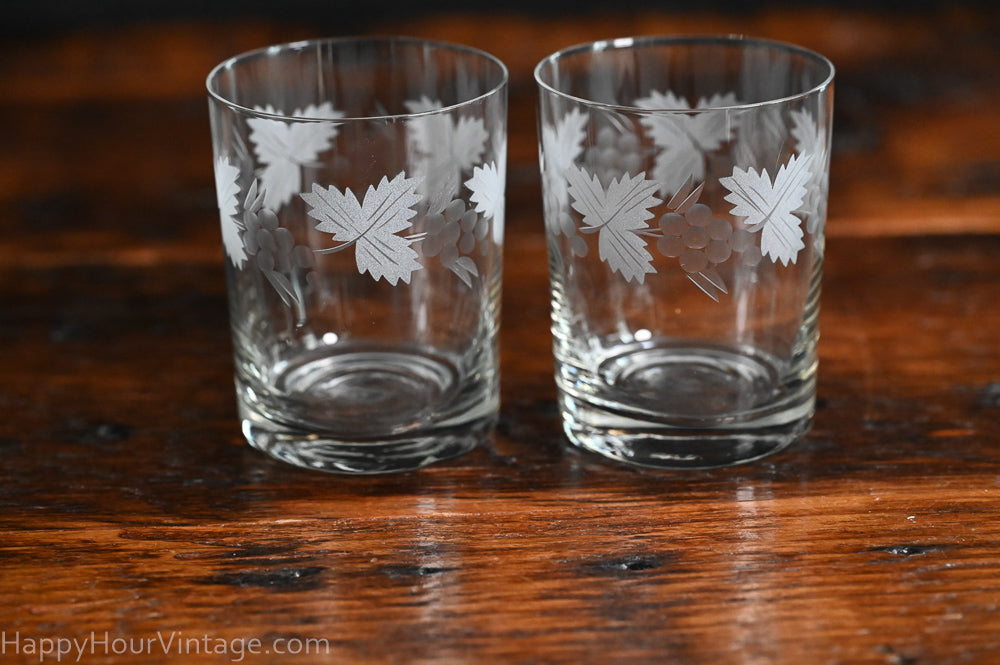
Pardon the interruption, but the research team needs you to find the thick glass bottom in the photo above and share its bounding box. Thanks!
[556,342,814,469]
[236,345,496,473]
[240,415,492,474]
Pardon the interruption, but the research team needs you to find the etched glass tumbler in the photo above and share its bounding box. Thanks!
[535,36,834,468]
[207,38,507,473]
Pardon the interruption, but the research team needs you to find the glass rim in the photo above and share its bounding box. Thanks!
[533,34,835,113]
[206,35,509,123]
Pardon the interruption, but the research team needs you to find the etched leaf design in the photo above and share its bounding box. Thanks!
[302,171,424,285]
[405,96,487,171]
[405,96,487,213]
[542,109,588,185]
[720,154,814,266]
[791,109,822,156]
[214,156,246,267]
[449,255,480,288]
[565,165,662,283]
[248,102,345,210]
[637,91,738,197]
[791,108,828,239]
[541,109,588,235]
[403,95,440,115]
[453,117,491,170]
[465,157,504,244]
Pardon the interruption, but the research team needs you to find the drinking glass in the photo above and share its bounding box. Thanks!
[535,36,834,468]
[207,38,507,473]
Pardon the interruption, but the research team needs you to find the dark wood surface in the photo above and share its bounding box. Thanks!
[3,6,1000,664]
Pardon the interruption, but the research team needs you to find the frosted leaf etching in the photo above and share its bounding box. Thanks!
[215,156,246,268]
[542,88,827,297]
[637,91,738,197]
[720,153,814,266]
[791,110,822,162]
[541,109,588,194]
[465,155,505,246]
[565,165,662,283]
[791,108,828,244]
[248,102,345,210]
[302,171,424,285]
[541,109,588,233]
[405,96,488,213]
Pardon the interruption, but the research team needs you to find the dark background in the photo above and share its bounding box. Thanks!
[6,0,990,37]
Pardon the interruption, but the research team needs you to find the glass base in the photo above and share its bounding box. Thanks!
[556,342,814,469]
[236,345,496,474]
[240,414,491,474]
[561,392,809,469]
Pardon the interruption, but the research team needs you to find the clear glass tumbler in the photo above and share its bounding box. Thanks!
[207,38,507,473]
[535,36,834,468]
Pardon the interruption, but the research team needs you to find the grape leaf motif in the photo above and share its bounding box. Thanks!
[214,155,246,268]
[541,109,588,234]
[405,96,488,214]
[465,149,505,245]
[791,109,822,161]
[248,102,345,211]
[790,108,828,241]
[565,165,662,283]
[720,153,814,266]
[301,171,424,285]
[636,91,738,198]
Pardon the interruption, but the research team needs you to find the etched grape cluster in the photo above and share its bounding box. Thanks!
[417,198,486,286]
[653,199,763,299]
[583,126,643,185]
[657,203,762,270]
[241,181,316,308]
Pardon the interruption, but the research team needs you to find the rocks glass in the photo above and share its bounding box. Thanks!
[208,38,507,473]
[535,36,834,468]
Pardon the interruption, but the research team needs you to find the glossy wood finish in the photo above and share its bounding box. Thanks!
[2,7,999,664]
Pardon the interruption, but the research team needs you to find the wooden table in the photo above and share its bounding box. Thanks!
[2,6,999,664]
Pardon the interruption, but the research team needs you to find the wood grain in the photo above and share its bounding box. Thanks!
[1,6,999,664]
